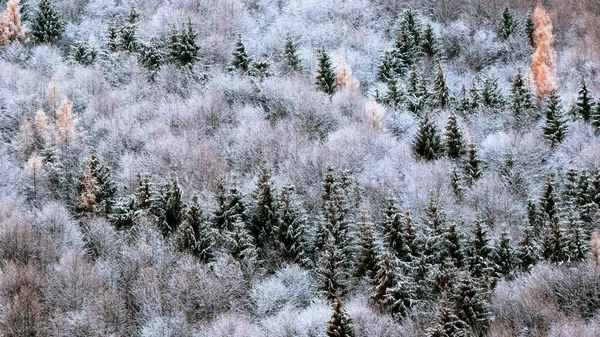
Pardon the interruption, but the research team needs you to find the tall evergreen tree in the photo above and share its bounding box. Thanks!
[401,9,422,45]
[226,215,258,267]
[467,220,495,282]
[354,215,380,279]
[433,63,450,109]
[229,34,251,73]
[444,222,465,268]
[421,24,439,58]
[371,252,400,313]
[282,35,302,74]
[249,166,278,251]
[470,82,481,110]
[510,72,534,125]
[180,194,215,262]
[139,38,165,79]
[540,173,558,221]
[107,21,119,52]
[315,47,336,95]
[494,231,517,279]
[575,78,594,123]
[383,77,403,109]
[76,154,116,216]
[30,0,64,44]
[457,84,471,113]
[376,49,400,83]
[525,12,534,47]
[463,143,483,185]
[151,174,183,237]
[326,296,356,337]
[517,225,538,272]
[318,236,351,300]
[451,271,491,335]
[394,23,420,69]
[169,19,200,67]
[384,211,416,263]
[413,113,443,161]
[498,6,519,40]
[119,3,139,52]
[481,77,504,109]
[542,90,568,147]
[540,221,569,263]
[444,112,465,159]
[427,297,468,337]
[277,184,309,265]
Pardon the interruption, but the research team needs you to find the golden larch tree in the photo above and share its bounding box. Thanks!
[531,4,556,98]
[0,0,27,46]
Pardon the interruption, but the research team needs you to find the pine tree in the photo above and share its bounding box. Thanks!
[354,215,380,279]
[567,215,587,262]
[376,49,400,83]
[315,47,336,95]
[444,222,465,268]
[517,225,538,272]
[282,35,302,74]
[249,166,278,252]
[421,24,438,58]
[427,297,468,337]
[542,90,568,147]
[592,102,600,132]
[575,78,594,123]
[30,0,63,44]
[229,34,251,73]
[413,113,443,161]
[107,21,118,52]
[494,231,517,279]
[451,166,465,201]
[433,63,450,109]
[318,236,350,300]
[401,9,422,46]
[326,295,356,337]
[525,12,534,47]
[169,19,200,67]
[451,271,491,335]
[370,252,399,312]
[498,6,519,40]
[394,23,420,69]
[510,72,534,124]
[277,184,309,265]
[481,77,504,109]
[384,211,416,263]
[444,112,465,159]
[463,143,482,185]
[540,174,558,221]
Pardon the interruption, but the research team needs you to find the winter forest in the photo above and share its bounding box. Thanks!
[1,0,600,335]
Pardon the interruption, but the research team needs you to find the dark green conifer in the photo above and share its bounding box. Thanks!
[444,112,465,159]
[30,0,64,44]
[282,35,302,74]
[413,113,443,161]
[421,24,439,58]
[575,78,594,123]
[542,90,568,147]
[315,47,336,95]
[463,143,482,185]
[230,34,251,73]
[326,296,356,337]
[433,63,450,109]
[277,184,309,265]
[498,6,519,40]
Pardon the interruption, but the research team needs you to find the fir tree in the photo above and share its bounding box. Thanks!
[169,19,200,67]
[315,47,336,95]
[467,220,495,282]
[510,72,534,124]
[540,174,558,221]
[413,113,443,161]
[107,21,118,52]
[540,221,569,263]
[575,78,594,123]
[119,3,139,52]
[421,24,438,58]
[498,6,519,40]
[318,236,351,300]
[525,12,534,47]
[444,222,465,268]
[77,154,116,216]
[427,297,468,337]
[444,112,465,159]
[401,9,422,45]
[152,174,183,237]
[249,166,278,252]
[542,90,568,147]
[376,49,399,83]
[394,23,420,69]
[134,172,152,210]
[451,271,491,335]
[384,211,416,263]
[277,184,309,265]
[567,215,587,262]
[451,166,465,201]
[282,35,302,74]
[517,225,538,272]
[370,252,400,313]
[30,0,63,45]
[481,77,504,109]
[383,77,403,109]
[433,63,450,109]
[139,38,165,79]
[354,215,380,279]
[592,102,600,132]
[470,82,481,110]
[457,84,471,113]
[229,34,251,73]
[226,215,258,267]
[180,194,214,262]
[463,143,483,185]
[72,40,97,66]
[326,295,356,337]
[494,231,517,279]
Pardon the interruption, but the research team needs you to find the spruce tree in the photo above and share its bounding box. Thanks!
[326,296,356,337]
[119,3,139,52]
[169,19,200,67]
[540,174,558,221]
[444,112,465,159]
[525,12,534,47]
[139,38,165,79]
[401,9,422,45]
[542,90,568,147]
[249,166,278,252]
[510,72,534,125]
[383,77,403,109]
[30,0,64,45]
[451,166,465,201]
[457,84,471,113]
[451,271,491,335]
[282,35,302,74]
[107,21,119,52]
[467,220,495,282]
[494,231,517,279]
[433,63,450,109]
[540,221,569,263]
[592,103,600,132]
[180,194,214,262]
[444,222,465,268]
[463,143,482,185]
[413,113,443,161]
[575,78,594,123]
[517,225,538,272]
[72,40,97,66]
[421,24,438,58]
[77,154,116,216]
[226,215,258,267]
[567,215,587,262]
[277,184,309,265]
[354,215,380,279]
[376,49,400,83]
[498,6,519,40]
[230,34,251,73]
[151,174,183,237]
[482,77,504,109]
[470,82,481,110]
[315,47,336,95]
[384,212,416,263]
[318,236,350,300]
[370,252,399,312]
[427,297,468,337]
[394,23,420,69]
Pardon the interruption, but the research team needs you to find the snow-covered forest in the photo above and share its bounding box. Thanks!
[0,0,600,335]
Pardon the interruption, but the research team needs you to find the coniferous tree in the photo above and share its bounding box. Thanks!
[444,222,465,268]
[169,19,200,67]
[152,174,183,237]
[421,24,438,58]
[72,40,97,65]
[540,221,569,263]
[567,215,587,262]
[226,215,258,267]
[592,102,600,132]
[229,34,251,73]
[318,236,351,300]
[249,166,278,251]
[451,271,491,335]
[354,215,380,279]
[77,154,116,216]
[394,23,420,70]
[498,6,519,40]
[444,112,465,159]
[413,113,443,161]
[467,220,495,282]
[315,47,336,95]
[383,77,403,109]
[427,297,468,337]
[214,179,247,232]
[277,184,309,265]
[494,232,517,279]
[180,194,214,262]
[481,77,504,109]
[463,143,482,185]
[282,35,302,74]
[575,78,594,123]
[540,174,558,221]
[384,211,416,263]
[457,84,471,113]
[370,252,399,312]
[517,225,538,272]
[470,82,481,110]
[30,0,63,44]
[510,72,534,125]
[402,9,422,45]
[525,12,534,47]
[119,3,139,52]
[139,38,165,79]
[542,90,568,147]
[376,49,399,83]
[107,21,118,52]
[433,63,450,109]
[451,166,465,201]
[326,295,356,337]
